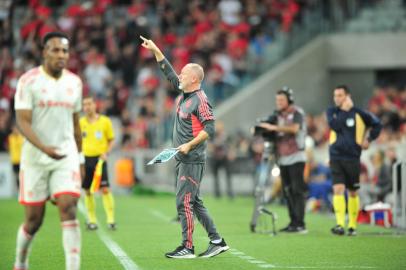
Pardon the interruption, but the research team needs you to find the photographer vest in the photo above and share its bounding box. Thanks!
[276,106,306,166]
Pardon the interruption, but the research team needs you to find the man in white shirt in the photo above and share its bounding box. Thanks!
[13,32,83,270]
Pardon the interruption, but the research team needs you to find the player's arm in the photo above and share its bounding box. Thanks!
[74,112,85,179]
[139,35,180,91]
[73,112,82,153]
[16,109,65,159]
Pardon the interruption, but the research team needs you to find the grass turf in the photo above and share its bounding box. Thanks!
[1,195,406,270]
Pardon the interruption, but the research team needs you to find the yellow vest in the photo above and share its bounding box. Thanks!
[80,115,114,157]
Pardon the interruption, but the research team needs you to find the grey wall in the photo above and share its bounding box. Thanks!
[216,36,329,134]
[327,33,406,69]
[327,32,406,107]
[216,32,406,134]
[329,70,375,107]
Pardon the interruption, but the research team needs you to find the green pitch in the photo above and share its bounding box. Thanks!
[1,195,406,270]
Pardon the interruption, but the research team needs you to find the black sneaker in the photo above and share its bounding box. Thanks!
[198,238,229,258]
[279,224,294,232]
[331,225,345,235]
[87,223,98,231]
[165,245,196,259]
[347,227,357,236]
[288,226,308,234]
[108,223,117,231]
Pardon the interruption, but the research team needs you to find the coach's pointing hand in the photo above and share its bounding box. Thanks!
[140,36,158,51]
[140,35,165,61]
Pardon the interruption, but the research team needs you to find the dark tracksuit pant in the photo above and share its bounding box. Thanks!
[280,162,306,227]
[175,161,220,249]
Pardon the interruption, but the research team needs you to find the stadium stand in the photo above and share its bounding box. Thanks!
[0,0,405,209]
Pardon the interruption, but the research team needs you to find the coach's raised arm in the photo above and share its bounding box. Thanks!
[140,35,180,91]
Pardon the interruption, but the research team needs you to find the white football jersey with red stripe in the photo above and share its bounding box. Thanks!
[15,66,82,166]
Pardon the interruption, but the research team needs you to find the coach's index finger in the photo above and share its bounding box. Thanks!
[140,35,148,42]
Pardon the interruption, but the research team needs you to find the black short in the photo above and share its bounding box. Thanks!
[82,156,109,189]
[12,164,20,174]
[330,160,360,190]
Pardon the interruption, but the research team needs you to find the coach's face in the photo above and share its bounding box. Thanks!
[43,37,69,74]
[178,65,195,91]
[334,88,347,107]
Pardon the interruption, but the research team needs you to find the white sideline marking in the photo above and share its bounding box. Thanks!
[150,211,376,269]
[228,248,376,269]
[150,209,172,222]
[78,202,140,270]
[228,248,276,268]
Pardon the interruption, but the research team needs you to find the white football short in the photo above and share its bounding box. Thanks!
[19,155,81,205]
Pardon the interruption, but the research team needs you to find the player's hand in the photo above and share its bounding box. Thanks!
[140,36,159,52]
[178,143,192,155]
[361,139,370,150]
[43,146,66,160]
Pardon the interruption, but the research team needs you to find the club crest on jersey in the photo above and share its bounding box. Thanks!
[178,109,189,119]
[346,118,355,127]
[185,99,192,109]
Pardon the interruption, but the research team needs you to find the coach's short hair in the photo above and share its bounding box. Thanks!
[42,32,70,48]
[187,63,204,82]
[334,85,350,94]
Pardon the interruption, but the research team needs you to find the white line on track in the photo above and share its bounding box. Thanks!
[78,202,140,270]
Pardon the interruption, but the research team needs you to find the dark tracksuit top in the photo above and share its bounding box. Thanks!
[159,58,215,163]
[327,106,382,161]
[158,58,220,250]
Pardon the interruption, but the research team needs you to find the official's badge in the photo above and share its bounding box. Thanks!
[346,118,355,127]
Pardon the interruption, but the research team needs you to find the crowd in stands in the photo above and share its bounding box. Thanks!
[0,0,404,209]
[1,0,313,150]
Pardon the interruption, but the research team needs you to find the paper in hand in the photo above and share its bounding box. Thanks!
[147,148,179,165]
